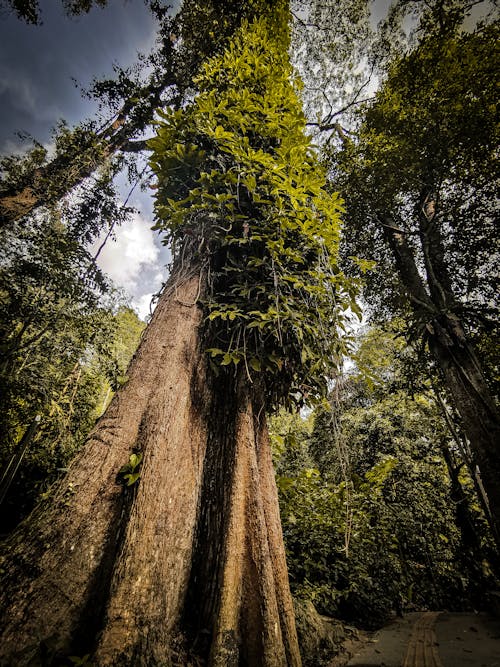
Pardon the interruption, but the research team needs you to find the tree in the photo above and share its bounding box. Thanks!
[290,0,375,129]
[0,5,353,664]
[334,6,500,535]
[0,0,284,228]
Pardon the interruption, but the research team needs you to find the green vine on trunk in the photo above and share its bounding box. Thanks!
[149,14,359,409]
[118,452,142,487]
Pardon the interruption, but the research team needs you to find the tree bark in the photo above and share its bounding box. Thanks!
[0,268,301,666]
[182,380,300,666]
[380,215,500,539]
[434,389,500,548]
[440,441,480,555]
[427,314,500,537]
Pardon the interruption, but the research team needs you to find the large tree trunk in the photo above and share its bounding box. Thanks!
[0,269,301,666]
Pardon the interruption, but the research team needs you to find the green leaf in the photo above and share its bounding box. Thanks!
[249,357,261,371]
[129,453,142,471]
[206,348,224,357]
[124,472,141,486]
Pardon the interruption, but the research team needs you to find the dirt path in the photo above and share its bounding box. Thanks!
[343,611,500,667]
[402,612,443,666]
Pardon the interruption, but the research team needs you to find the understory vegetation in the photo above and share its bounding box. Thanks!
[272,326,498,629]
[0,218,145,529]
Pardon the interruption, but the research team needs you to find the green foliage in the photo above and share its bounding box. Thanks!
[335,21,499,330]
[353,26,498,212]
[178,0,291,78]
[270,409,313,475]
[0,207,144,531]
[97,306,145,397]
[150,16,356,408]
[118,452,143,487]
[0,121,109,213]
[278,452,407,628]
[274,326,497,628]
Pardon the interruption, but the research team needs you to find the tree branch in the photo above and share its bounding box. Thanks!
[306,97,375,132]
[120,140,151,153]
[376,212,435,314]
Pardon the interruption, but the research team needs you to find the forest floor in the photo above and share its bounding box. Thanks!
[331,611,500,667]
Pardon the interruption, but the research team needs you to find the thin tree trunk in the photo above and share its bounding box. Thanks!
[440,440,481,554]
[0,268,301,666]
[434,388,499,547]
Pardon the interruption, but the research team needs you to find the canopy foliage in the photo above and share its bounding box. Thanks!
[336,20,499,329]
[272,325,497,628]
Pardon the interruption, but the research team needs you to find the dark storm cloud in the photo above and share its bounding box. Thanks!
[0,0,158,151]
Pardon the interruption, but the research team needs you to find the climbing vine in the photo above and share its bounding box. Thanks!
[149,15,357,408]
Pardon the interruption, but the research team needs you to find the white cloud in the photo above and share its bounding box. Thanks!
[0,138,28,156]
[92,212,160,294]
[132,293,155,321]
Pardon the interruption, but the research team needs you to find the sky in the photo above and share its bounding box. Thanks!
[0,1,156,150]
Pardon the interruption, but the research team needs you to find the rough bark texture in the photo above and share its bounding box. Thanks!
[0,270,301,666]
[184,382,300,666]
[381,215,500,539]
[428,316,500,537]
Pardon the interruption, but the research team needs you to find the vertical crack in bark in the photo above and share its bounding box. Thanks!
[255,413,301,667]
[186,382,301,666]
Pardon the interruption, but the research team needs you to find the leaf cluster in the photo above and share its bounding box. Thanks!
[335,22,499,325]
[118,452,143,487]
[0,0,107,25]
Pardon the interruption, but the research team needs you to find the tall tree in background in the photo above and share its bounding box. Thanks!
[0,3,353,664]
[334,3,500,534]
